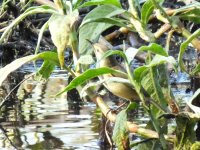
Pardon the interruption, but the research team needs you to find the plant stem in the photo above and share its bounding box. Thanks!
[150,0,172,24]
[128,0,138,19]
[35,0,56,9]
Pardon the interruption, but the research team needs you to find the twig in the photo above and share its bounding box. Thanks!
[90,94,175,142]
[166,29,175,52]
[0,125,18,149]
[0,73,35,108]
[154,23,171,39]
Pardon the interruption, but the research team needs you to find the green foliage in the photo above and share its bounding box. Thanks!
[112,109,129,150]
[49,11,78,68]
[79,5,125,55]
[134,55,176,82]
[141,67,168,113]
[138,43,168,56]
[174,2,200,23]
[175,115,196,150]
[36,60,55,79]
[0,5,57,44]
[1,0,200,149]
[78,0,122,8]
[80,17,132,31]
[178,29,200,73]
[56,67,127,96]
[0,51,59,86]
[141,0,154,25]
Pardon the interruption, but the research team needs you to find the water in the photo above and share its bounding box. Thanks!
[0,62,101,149]
[0,60,194,149]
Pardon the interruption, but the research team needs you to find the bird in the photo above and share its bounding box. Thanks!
[89,37,139,101]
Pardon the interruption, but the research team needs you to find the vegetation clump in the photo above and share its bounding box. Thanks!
[1,0,200,149]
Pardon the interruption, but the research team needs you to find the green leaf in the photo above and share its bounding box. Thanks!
[49,12,79,68]
[134,66,148,82]
[80,17,132,31]
[187,88,200,114]
[173,2,200,15]
[141,0,154,25]
[141,67,168,115]
[191,64,200,76]
[173,2,200,23]
[175,115,196,150]
[55,67,126,96]
[79,5,125,55]
[0,5,57,44]
[36,60,55,79]
[78,0,121,8]
[0,51,59,86]
[126,102,139,111]
[179,8,200,24]
[134,55,176,82]
[178,29,200,72]
[112,110,129,150]
[139,43,168,56]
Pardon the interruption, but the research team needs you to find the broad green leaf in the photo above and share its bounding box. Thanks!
[149,55,176,66]
[134,55,176,82]
[141,67,168,115]
[173,2,200,23]
[179,8,200,24]
[49,11,79,68]
[157,64,179,114]
[173,2,200,15]
[139,43,168,56]
[56,67,126,96]
[78,0,121,8]
[79,5,125,55]
[36,60,55,79]
[0,5,57,44]
[112,110,129,150]
[80,17,132,31]
[178,29,200,72]
[141,0,154,25]
[175,115,196,150]
[0,51,59,86]
[134,66,148,82]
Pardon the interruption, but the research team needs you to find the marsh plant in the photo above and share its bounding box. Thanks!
[1,0,200,149]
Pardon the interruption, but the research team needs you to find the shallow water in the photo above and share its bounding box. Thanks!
[0,62,101,150]
[0,61,194,150]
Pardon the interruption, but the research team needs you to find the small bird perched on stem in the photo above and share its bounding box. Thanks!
[89,37,139,101]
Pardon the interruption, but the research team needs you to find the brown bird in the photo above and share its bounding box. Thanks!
[91,37,139,101]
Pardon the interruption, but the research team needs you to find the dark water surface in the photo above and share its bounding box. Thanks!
[0,61,193,150]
